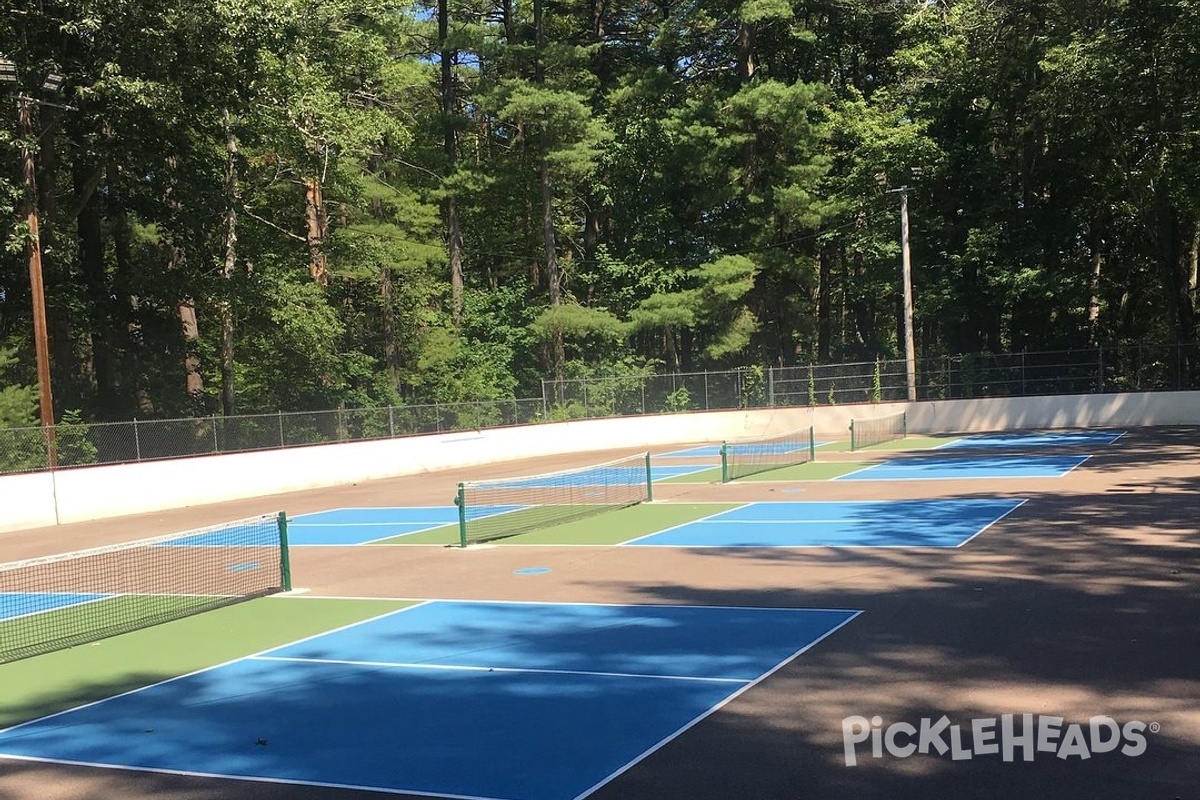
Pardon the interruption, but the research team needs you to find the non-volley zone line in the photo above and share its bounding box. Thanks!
[278,505,525,545]
[0,592,112,621]
[0,599,861,800]
[658,441,835,459]
[834,455,1090,481]
[623,498,1027,547]
[934,429,1126,449]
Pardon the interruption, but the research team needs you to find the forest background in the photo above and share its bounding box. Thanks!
[1,0,1197,432]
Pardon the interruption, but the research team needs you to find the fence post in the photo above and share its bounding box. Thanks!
[212,416,219,453]
[389,405,395,437]
[133,418,142,461]
[435,402,443,432]
[1096,348,1104,393]
[278,411,285,446]
[704,370,710,410]
[768,367,775,406]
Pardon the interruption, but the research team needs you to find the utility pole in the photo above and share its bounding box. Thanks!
[877,168,921,402]
[2,57,71,467]
[898,186,916,402]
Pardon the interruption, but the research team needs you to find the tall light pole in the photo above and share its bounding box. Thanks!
[1,56,66,467]
[877,168,922,402]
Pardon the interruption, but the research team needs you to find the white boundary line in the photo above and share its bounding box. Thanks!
[0,593,112,623]
[932,430,1125,450]
[620,498,1028,548]
[953,498,1029,548]
[833,455,1091,481]
[0,602,430,737]
[250,655,750,684]
[0,753,502,800]
[0,600,864,800]
[571,610,864,800]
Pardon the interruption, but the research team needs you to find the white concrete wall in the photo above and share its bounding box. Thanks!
[0,472,60,531]
[1,407,799,533]
[904,391,1200,433]
[2,390,1196,534]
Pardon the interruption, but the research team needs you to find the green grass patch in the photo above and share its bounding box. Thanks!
[0,596,413,728]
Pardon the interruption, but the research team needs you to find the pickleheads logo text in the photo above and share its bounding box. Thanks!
[842,714,1152,766]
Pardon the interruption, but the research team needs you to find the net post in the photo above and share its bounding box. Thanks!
[644,452,654,502]
[277,511,292,592]
[720,442,729,483]
[809,426,816,461]
[455,483,469,548]
[849,419,856,452]
[902,412,908,438]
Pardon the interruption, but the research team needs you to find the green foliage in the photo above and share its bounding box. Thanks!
[0,0,1197,435]
[56,409,99,467]
[0,347,37,428]
[662,387,692,413]
[742,365,766,408]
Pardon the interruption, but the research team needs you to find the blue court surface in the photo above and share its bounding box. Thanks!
[659,442,832,459]
[494,464,707,488]
[835,455,1090,481]
[936,429,1125,449]
[658,444,724,458]
[0,592,109,620]
[286,506,466,546]
[0,600,860,800]
[624,499,1024,547]
[271,506,526,546]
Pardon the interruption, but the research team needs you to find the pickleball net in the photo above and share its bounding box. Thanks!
[454,452,653,546]
[720,426,816,482]
[0,513,291,663]
[850,411,907,451]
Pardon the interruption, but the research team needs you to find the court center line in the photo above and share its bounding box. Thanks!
[0,602,434,737]
[249,655,750,684]
[617,505,750,545]
[573,610,864,800]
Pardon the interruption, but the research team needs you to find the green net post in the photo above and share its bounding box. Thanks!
[277,511,292,592]
[644,452,654,502]
[455,483,469,547]
[719,442,729,483]
[809,426,816,461]
[849,420,856,452]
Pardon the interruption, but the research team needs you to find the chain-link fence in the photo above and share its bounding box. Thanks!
[0,399,547,475]
[3,343,1198,475]
[541,367,770,418]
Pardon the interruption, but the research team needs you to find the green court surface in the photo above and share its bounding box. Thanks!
[821,435,950,453]
[0,596,413,729]
[659,461,875,483]
[723,461,872,481]
[371,503,739,545]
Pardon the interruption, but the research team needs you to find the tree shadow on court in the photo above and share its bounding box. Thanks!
[580,481,1200,800]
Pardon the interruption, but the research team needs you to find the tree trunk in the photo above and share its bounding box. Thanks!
[221,111,240,415]
[304,177,330,286]
[534,0,565,379]
[75,161,117,417]
[440,0,465,328]
[1087,216,1105,346]
[817,245,832,362]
